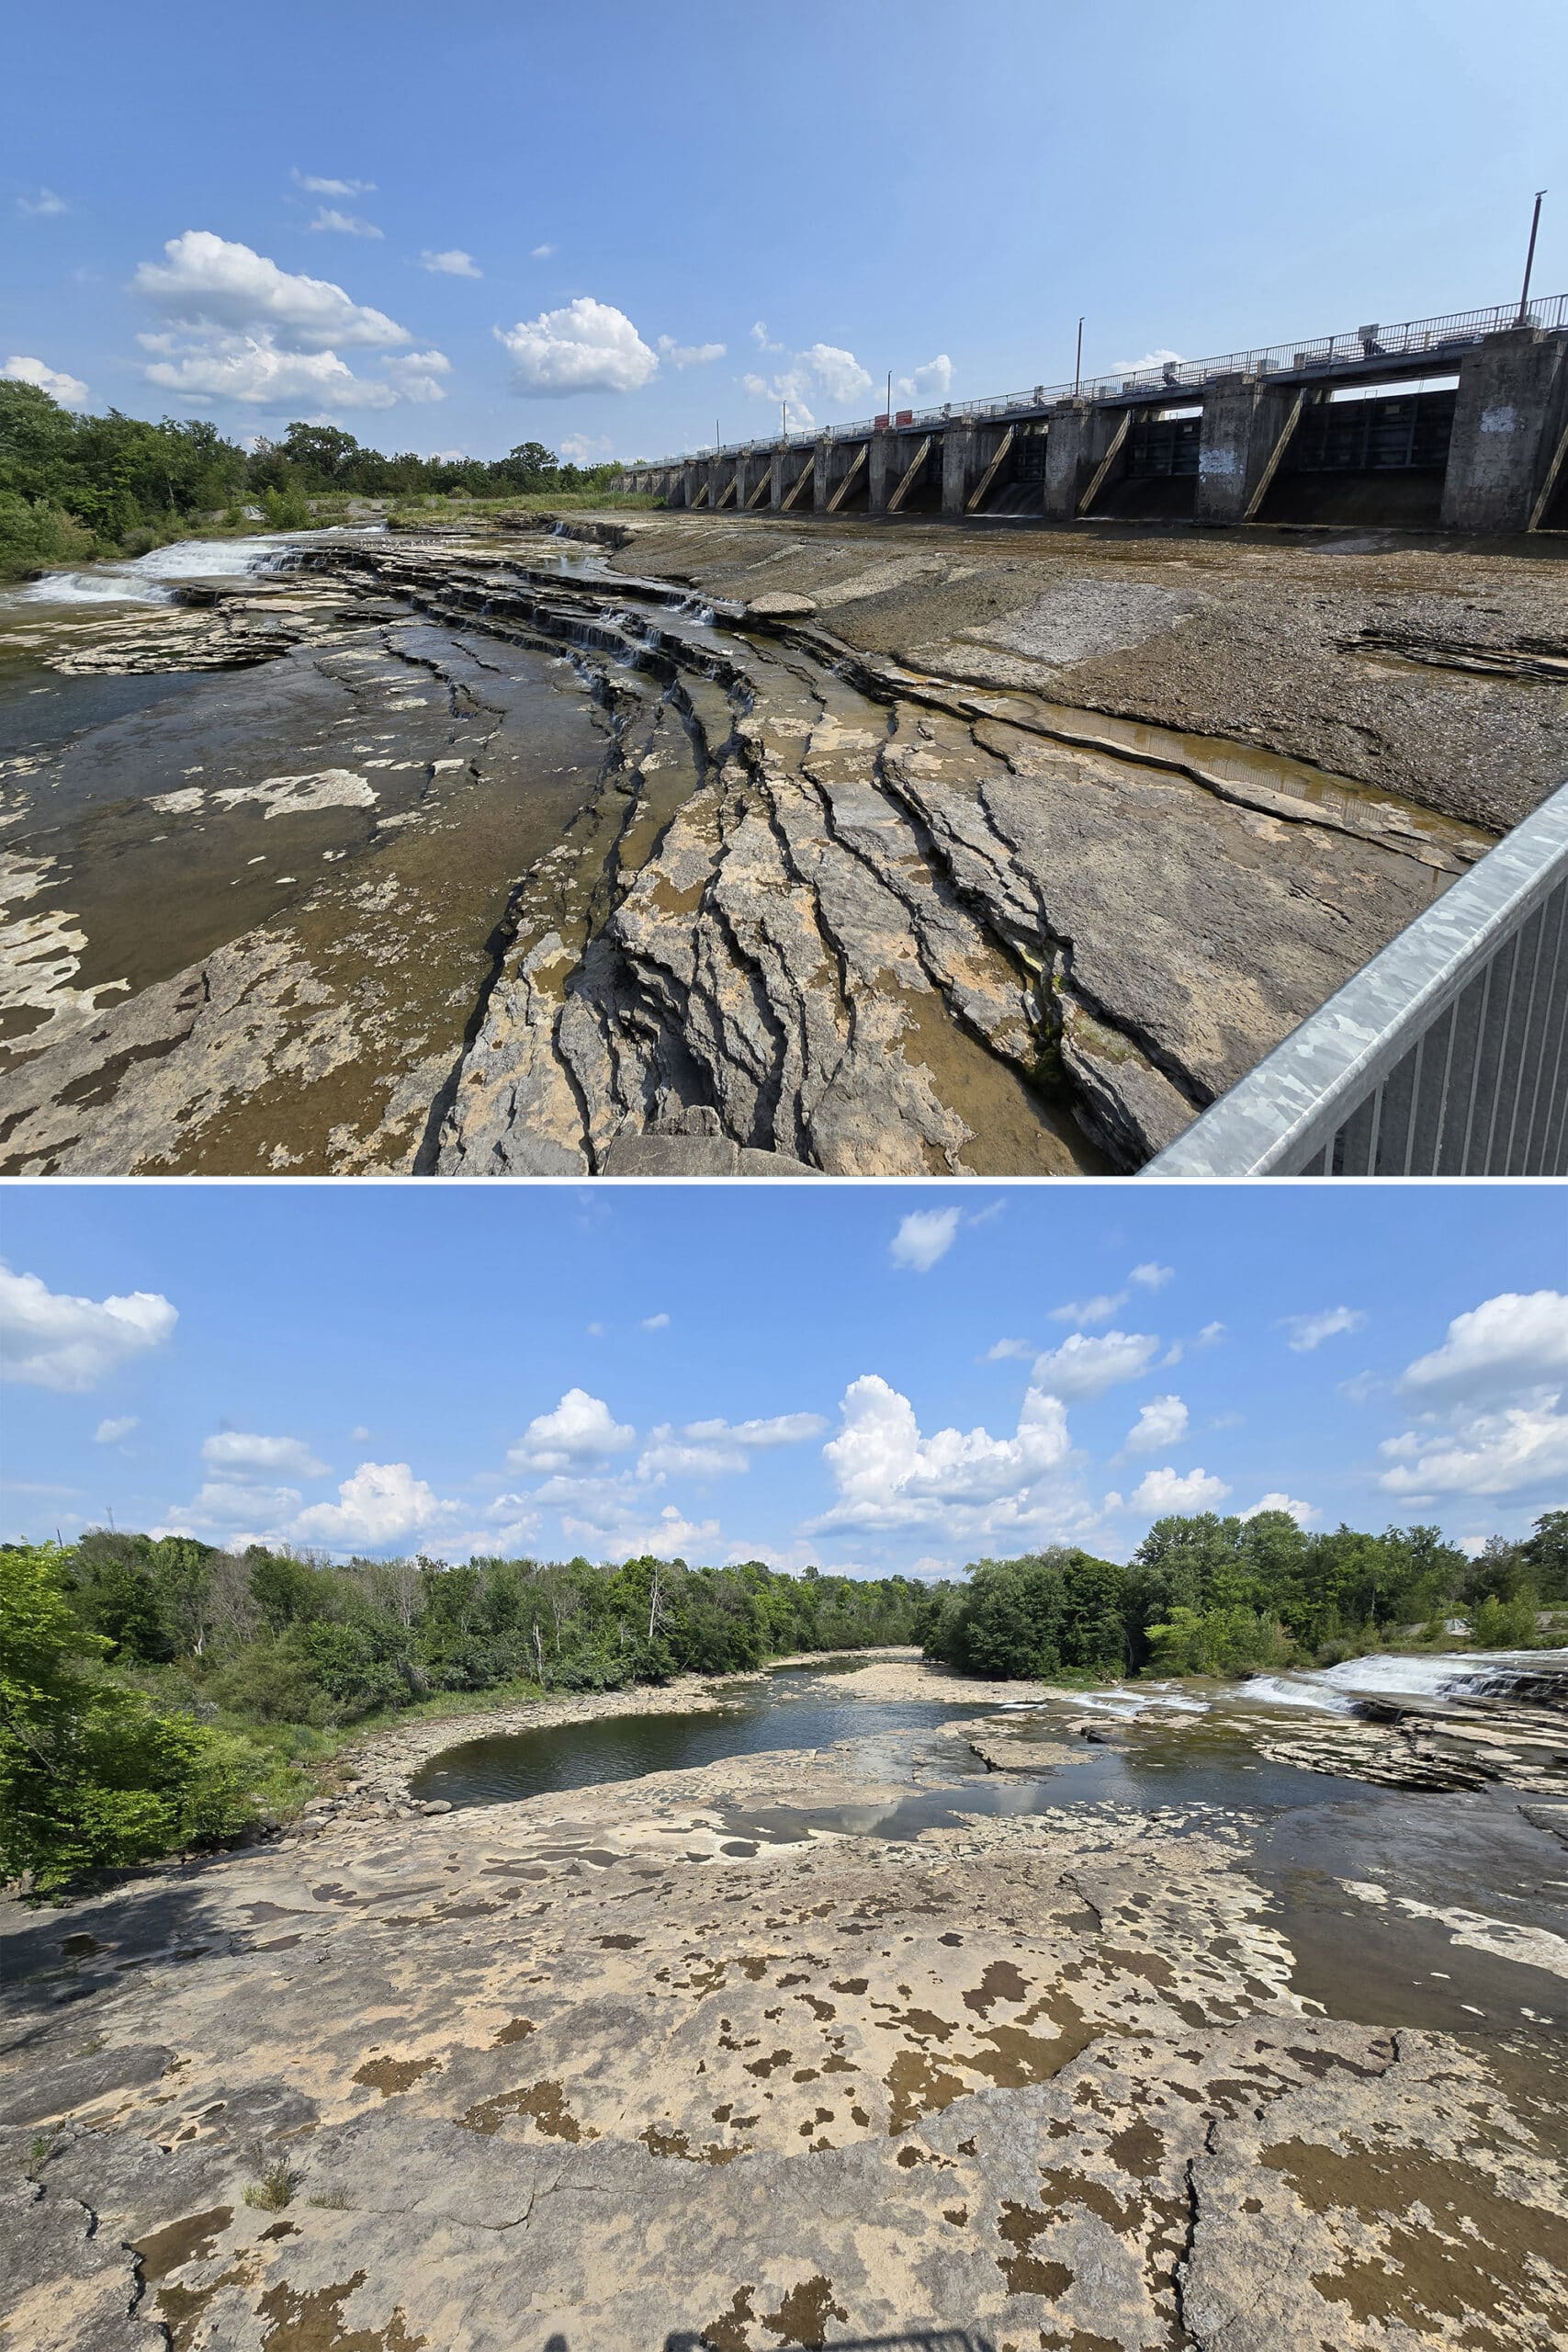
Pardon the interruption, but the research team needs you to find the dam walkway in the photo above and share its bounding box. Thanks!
[618,294,1568,535]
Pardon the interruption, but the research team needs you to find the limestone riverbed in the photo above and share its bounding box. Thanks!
[3,1653,1565,2350]
[2,512,1562,1176]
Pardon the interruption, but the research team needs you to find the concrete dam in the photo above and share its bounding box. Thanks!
[618,295,1568,535]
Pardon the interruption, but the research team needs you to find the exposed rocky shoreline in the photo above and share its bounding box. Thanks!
[4,512,1562,1174]
[3,1656,1565,2350]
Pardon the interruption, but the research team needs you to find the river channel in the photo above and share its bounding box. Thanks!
[406,1656,1568,2044]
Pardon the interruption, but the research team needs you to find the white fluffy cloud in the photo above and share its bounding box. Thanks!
[130,231,444,417]
[985,1338,1033,1362]
[1032,1329,1160,1401]
[1131,1262,1174,1290]
[380,349,452,402]
[1376,1291,1568,1502]
[1400,1291,1568,1402]
[1124,1394,1188,1453]
[1,1262,177,1393]
[1240,1492,1317,1524]
[309,209,381,239]
[641,1312,671,1331]
[94,1417,138,1445]
[3,355,88,406]
[726,1413,829,1447]
[141,339,388,409]
[509,1387,636,1472]
[1280,1306,1367,1352]
[889,1208,960,1273]
[1378,1402,1568,1499]
[896,355,953,402]
[291,1462,452,1546]
[186,1479,304,1529]
[497,298,658,395]
[17,188,69,217]
[140,334,447,411]
[741,340,873,430]
[1050,1291,1127,1325]
[657,334,726,368]
[1129,1464,1231,1512]
[531,243,555,259]
[637,1412,827,1481]
[201,1430,326,1479]
[293,171,375,198]
[815,1374,1075,1538]
[559,1501,719,1560]
[1112,345,1183,374]
[421,248,481,277]
[134,231,408,349]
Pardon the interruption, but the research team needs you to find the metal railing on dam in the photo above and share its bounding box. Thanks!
[1142,778,1568,1177]
[636,292,1568,468]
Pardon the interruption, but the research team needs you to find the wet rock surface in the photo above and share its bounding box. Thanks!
[3,1663,1565,2351]
[5,514,1549,1175]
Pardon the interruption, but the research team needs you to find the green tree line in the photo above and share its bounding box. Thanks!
[3,1510,1560,1893]
[0,379,626,581]
[0,1535,928,1891]
[921,1508,1566,1681]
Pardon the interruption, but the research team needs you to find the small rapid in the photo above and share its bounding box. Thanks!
[6,533,291,607]
[1236,1647,1567,1714]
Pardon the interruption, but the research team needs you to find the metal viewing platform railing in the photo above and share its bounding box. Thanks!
[1141,778,1568,1177]
[634,293,1568,470]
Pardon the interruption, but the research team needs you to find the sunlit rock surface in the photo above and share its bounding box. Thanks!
[4,1664,1565,2350]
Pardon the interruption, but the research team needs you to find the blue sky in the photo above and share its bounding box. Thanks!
[5,0,1564,463]
[3,1182,1563,1574]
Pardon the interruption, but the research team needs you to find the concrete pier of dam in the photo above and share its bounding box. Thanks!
[619,296,1568,536]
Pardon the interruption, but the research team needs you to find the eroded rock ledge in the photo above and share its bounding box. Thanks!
[0,527,1508,1174]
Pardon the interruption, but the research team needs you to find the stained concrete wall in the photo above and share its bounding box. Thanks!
[867,429,897,514]
[942,424,976,514]
[1440,329,1568,532]
[1043,404,1123,519]
[1194,378,1297,524]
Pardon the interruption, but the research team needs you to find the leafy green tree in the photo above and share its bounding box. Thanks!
[0,1544,274,1894]
[249,1549,333,1632]
[278,423,364,486]
[1521,1510,1568,1603]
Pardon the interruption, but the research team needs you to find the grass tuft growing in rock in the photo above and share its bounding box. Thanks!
[243,2159,301,2211]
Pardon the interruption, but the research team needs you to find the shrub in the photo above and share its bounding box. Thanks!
[1144,1604,1294,1678]
[0,492,96,582]
[263,481,316,531]
[1472,1591,1540,1649]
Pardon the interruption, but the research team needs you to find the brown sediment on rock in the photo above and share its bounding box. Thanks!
[352,2056,438,2099]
